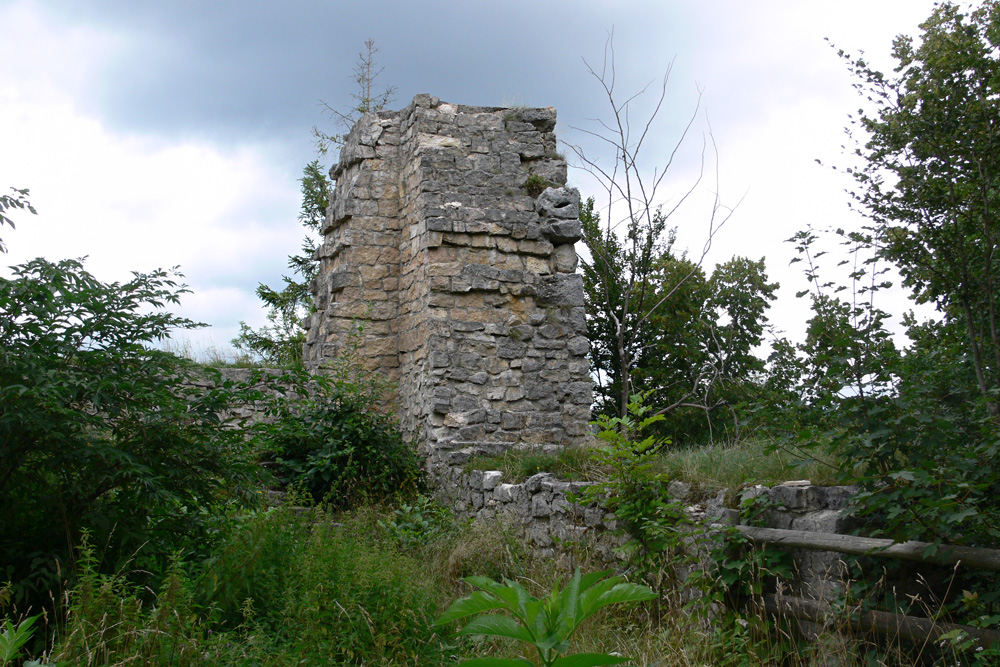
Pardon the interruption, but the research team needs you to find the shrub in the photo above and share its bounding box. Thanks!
[0,258,263,610]
[378,494,457,548]
[256,380,421,507]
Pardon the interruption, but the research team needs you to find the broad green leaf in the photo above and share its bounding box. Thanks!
[436,591,508,625]
[457,615,535,644]
[465,576,529,614]
[580,582,656,622]
[552,652,632,667]
[578,570,612,591]
[556,568,583,631]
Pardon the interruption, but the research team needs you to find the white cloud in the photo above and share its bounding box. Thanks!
[0,1,302,349]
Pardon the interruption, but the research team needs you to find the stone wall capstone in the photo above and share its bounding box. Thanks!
[303,95,593,475]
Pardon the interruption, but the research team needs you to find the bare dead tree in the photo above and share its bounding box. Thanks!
[565,32,740,422]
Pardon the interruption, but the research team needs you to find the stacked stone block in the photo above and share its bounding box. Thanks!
[448,467,859,601]
[303,95,593,470]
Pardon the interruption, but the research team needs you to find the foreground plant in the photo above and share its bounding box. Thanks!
[436,568,655,667]
[0,614,40,666]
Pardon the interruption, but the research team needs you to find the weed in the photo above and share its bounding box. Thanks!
[523,174,550,197]
[0,614,42,666]
[379,494,457,548]
[465,446,596,483]
[436,569,655,667]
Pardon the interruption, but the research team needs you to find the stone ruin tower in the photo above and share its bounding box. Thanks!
[302,94,592,473]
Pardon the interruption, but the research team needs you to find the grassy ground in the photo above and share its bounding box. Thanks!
[465,436,843,497]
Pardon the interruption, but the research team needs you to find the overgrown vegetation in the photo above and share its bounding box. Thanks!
[259,380,422,506]
[5,5,1000,663]
[569,2,1000,660]
[0,256,266,615]
[466,435,840,492]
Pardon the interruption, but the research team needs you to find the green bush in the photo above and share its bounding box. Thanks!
[0,257,263,611]
[257,382,421,507]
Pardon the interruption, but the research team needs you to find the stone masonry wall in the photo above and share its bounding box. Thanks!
[303,95,593,472]
[444,467,857,602]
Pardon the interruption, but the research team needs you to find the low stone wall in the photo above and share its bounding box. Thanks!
[183,367,294,424]
[437,465,622,558]
[442,465,858,600]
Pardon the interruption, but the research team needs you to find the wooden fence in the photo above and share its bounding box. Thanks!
[738,526,1000,651]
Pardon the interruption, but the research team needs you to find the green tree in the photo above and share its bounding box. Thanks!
[581,198,777,443]
[568,35,742,428]
[765,2,1000,566]
[844,0,1000,420]
[0,257,263,608]
[314,39,398,156]
[0,187,36,254]
[233,160,328,366]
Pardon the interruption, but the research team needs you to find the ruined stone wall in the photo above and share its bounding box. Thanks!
[303,95,593,470]
[445,467,857,602]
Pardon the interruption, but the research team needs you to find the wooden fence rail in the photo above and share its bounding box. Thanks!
[737,526,1000,572]
[736,525,1000,651]
[760,595,1000,652]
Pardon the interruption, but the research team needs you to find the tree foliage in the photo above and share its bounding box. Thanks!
[762,3,1000,572]
[844,0,1000,419]
[259,386,421,507]
[0,187,36,254]
[581,198,778,443]
[0,257,263,608]
[232,160,329,366]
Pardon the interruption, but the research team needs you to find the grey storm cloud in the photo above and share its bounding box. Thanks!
[33,0,699,155]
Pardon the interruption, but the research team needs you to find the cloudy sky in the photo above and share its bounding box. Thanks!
[1,0,945,358]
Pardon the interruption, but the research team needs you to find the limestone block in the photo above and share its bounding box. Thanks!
[497,340,527,359]
[537,274,585,307]
[553,244,579,273]
[528,522,553,547]
[524,473,553,493]
[466,471,485,492]
[550,495,575,515]
[531,494,552,517]
[769,484,823,511]
[493,483,514,503]
[566,336,589,356]
[505,386,525,401]
[518,239,555,256]
[536,187,580,220]
[816,485,858,510]
[482,470,503,491]
[524,257,552,275]
[790,509,849,534]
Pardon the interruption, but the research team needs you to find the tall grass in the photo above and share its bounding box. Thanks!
[651,437,843,492]
[43,504,454,666]
[465,437,843,495]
